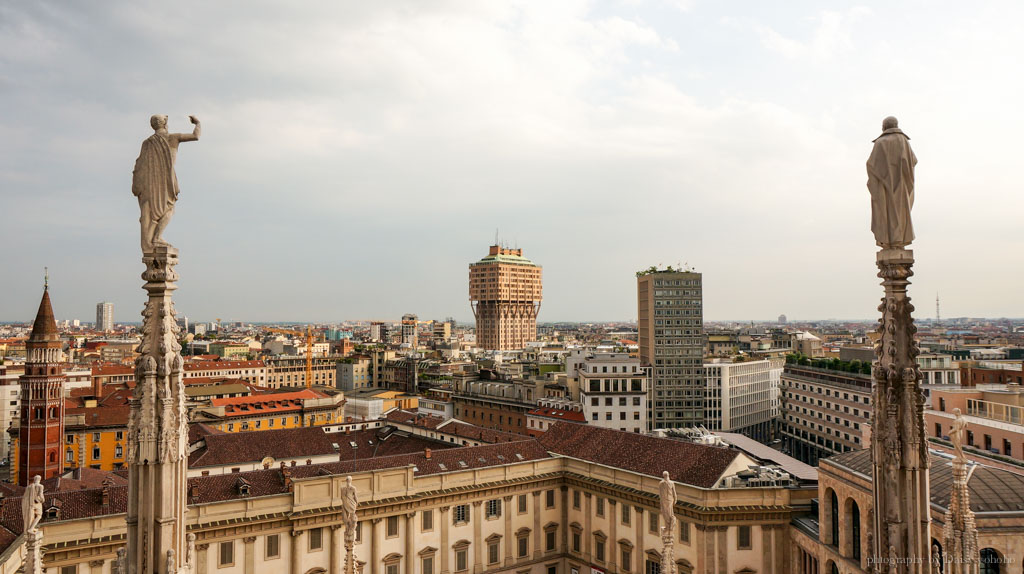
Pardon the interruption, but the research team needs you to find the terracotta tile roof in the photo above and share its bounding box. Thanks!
[189,426,339,468]
[211,389,322,407]
[90,364,134,376]
[64,405,131,429]
[386,409,446,429]
[538,422,739,488]
[188,423,226,444]
[527,406,586,423]
[185,360,265,371]
[385,410,528,443]
[326,428,455,460]
[28,288,58,342]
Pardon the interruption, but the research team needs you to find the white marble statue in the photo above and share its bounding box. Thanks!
[659,471,677,535]
[22,475,44,533]
[867,116,917,249]
[341,475,359,541]
[133,114,201,253]
[950,408,968,461]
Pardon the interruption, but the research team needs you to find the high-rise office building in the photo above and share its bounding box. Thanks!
[637,270,704,429]
[95,301,114,332]
[469,245,543,350]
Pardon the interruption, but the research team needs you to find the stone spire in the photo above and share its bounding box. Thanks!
[941,411,979,574]
[868,118,932,574]
[126,246,194,574]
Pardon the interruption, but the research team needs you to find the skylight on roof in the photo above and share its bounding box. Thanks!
[458,461,468,468]
[515,453,524,460]
[438,463,447,470]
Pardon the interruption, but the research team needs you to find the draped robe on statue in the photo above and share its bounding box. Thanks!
[132,134,178,249]
[867,127,917,248]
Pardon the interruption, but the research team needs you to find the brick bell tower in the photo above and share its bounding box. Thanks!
[17,277,66,485]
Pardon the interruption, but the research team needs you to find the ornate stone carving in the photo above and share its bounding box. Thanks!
[867,116,917,249]
[133,115,200,253]
[869,129,931,574]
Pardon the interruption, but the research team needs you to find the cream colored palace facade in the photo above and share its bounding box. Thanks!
[13,423,814,574]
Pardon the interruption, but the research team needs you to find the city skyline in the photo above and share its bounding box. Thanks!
[4,2,1024,322]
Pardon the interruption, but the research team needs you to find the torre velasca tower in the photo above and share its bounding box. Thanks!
[469,244,542,350]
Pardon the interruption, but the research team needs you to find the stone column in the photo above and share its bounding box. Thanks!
[291,530,304,574]
[472,501,483,573]
[331,525,343,574]
[635,506,645,574]
[24,530,43,574]
[127,246,189,574]
[717,527,727,574]
[196,543,209,574]
[703,526,715,574]
[584,493,593,561]
[405,513,416,574]
[243,536,256,573]
[871,247,932,574]
[532,492,542,559]
[608,500,618,570]
[560,487,569,553]
[371,518,383,572]
[440,506,451,574]
[503,496,513,566]
[942,451,979,574]
[762,526,773,574]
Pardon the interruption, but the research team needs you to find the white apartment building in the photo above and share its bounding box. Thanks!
[703,359,781,442]
[918,353,961,385]
[578,352,650,433]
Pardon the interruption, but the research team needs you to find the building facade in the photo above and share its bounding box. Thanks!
[637,270,704,429]
[95,301,114,332]
[703,359,780,442]
[469,245,543,351]
[779,364,872,465]
[578,352,649,433]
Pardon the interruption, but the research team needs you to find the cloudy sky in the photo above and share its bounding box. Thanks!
[1,1,1020,324]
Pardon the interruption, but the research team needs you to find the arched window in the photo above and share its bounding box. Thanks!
[850,500,861,560]
[830,491,839,548]
[830,561,840,574]
[980,548,1001,574]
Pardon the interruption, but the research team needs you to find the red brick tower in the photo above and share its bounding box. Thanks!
[17,282,66,485]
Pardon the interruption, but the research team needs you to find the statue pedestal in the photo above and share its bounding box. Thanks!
[871,246,931,574]
[25,530,43,574]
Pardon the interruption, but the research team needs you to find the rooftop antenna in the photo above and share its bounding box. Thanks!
[936,293,941,327]
[494,228,499,247]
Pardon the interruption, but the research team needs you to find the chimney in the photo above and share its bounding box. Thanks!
[101,484,110,508]
[189,483,199,499]
[424,448,432,459]
[92,376,103,399]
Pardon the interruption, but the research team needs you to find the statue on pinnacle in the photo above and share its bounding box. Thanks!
[133,115,200,253]
[867,116,917,250]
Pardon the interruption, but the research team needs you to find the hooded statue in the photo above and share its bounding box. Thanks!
[867,116,917,249]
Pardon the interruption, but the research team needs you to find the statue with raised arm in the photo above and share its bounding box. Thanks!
[659,471,677,535]
[950,408,968,461]
[22,475,44,533]
[133,114,201,253]
[341,475,359,542]
[867,116,917,249]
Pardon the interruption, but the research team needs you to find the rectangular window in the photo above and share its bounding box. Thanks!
[387,515,399,537]
[60,567,77,574]
[455,549,468,572]
[546,530,556,551]
[596,539,606,562]
[649,511,659,533]
[572,531,581,552]
[386,564,399,574]
[309,527,323,551]
[622,549,632,571]
[486,499,501,518]
[453,504,469,523]
[545,489,555,508]
[115,431,123,440]
[92,446,100,459]
[266,534,280,559]
[488,541,500,564]
[219,541,234,566]
[621,503,630,525]
[573,490,581,509]
[737,525,751,550]
[422,509,434,531]
[518,494,527,513]
[596,497,605,516]
[518,536,529,557]
[422,556,434,574]
[680,521,690,543]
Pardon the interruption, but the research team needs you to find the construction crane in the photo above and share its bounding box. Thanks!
[266,326,319,388]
